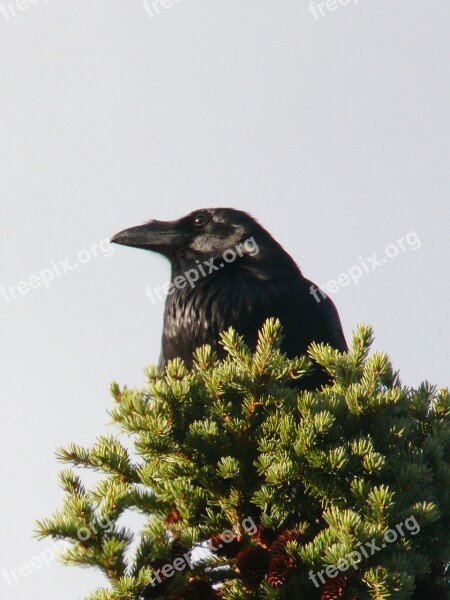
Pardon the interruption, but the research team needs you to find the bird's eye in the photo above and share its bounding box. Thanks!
[192,213,210,229]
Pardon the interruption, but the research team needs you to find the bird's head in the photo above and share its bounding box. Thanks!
[111,208,300,279]
[112,208,261,260]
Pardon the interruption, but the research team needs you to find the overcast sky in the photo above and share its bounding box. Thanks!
[1,1,449,598]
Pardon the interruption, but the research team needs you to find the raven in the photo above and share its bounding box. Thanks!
[111,208,347,387]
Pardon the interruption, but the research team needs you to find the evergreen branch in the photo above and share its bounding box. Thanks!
[37,323,450,600]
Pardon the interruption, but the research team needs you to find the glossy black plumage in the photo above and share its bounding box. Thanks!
[111,208,347,388]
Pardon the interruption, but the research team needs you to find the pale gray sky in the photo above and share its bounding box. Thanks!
[1,1,449,598]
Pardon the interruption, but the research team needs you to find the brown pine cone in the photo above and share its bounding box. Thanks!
[236,546,271,588]
[275,529,302,545]
[270,529,302,558]
[319,575,347,600]
[265,529,301,588]
[164,507,182,526]
[267,554,296,589]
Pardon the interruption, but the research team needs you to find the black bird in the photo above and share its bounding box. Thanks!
[111,208,347,387]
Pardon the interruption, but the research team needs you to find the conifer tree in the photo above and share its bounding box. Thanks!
[36,320,450,599]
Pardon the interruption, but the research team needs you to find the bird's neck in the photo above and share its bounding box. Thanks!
[170,243,302,286]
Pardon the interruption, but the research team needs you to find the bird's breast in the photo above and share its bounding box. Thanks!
[161,274,268,367]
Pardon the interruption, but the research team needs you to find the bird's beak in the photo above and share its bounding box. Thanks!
[111,220,188,252]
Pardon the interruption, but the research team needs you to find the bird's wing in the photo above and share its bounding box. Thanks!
[316,293,348,351]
